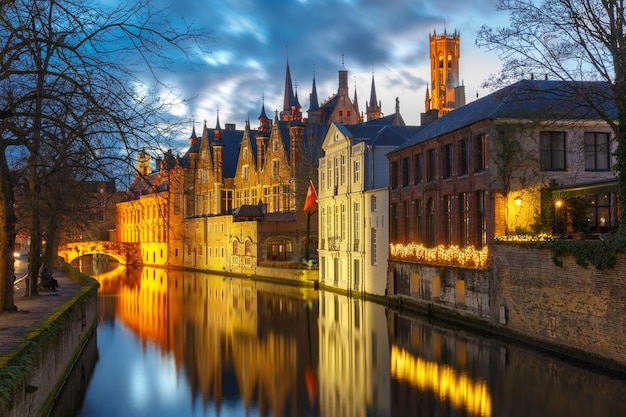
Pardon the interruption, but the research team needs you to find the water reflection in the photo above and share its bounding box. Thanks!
[68,261,626,417]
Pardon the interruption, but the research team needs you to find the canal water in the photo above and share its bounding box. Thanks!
[58,260,626,417]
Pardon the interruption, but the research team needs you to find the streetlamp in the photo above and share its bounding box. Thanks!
[555,199,563,235]
[514,195,523,206]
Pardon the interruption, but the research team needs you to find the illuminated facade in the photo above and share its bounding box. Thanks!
[318,122,418,295]
[115,150,185,266]
[116,60,389,273]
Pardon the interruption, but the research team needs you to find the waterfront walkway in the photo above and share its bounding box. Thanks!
[0,269,83,359]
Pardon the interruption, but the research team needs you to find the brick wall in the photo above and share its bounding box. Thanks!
[490,243,626,368]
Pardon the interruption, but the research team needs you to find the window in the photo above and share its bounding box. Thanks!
[443,144,453,178]
[391,161,399,188]
[243,147,248,159]
[341,203,346,239]
[341,154,346,184]
[327,161,332,190]
[414,199,422,243]
[272,159,280,176]
[272,185,280,212]
[585,132,610,171]
[459,140,469,176]
[444,195,452,245]
[391,203,399,242]
[588,193,611,231]
[245,239,252,256]
[402,157,410,186]
[334,157,339,188]
[426,199,435,247]
[242,164,249,180]
[273,140,279,152]
[474,134,487,172]
[414,153,423,184]
[540,131,566,170]
[371,195,377,211]
[459,192,469,247]
[232,240,239,256]
[404,201,410,244]
[353,160,360,182]
[371,228,377,265]
[354,202,360,250]
[476,190,487,247]
[427,149,436,182]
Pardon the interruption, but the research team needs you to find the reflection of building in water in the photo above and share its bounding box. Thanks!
[318,292,391,417]
[388,314,492,416]
[99,266,319,416]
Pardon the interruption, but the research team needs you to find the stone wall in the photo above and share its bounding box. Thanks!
[490,243,626,369]
[1,279,99,417]
[389,261,491,319]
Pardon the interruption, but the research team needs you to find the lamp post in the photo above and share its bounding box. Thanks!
[555,199,563,235]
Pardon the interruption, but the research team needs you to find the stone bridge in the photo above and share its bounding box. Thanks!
[59,241,142,265]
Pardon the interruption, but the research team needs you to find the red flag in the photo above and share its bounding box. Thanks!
[303,180,317,212]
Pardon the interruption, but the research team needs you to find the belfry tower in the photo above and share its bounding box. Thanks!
[428,28,464,117]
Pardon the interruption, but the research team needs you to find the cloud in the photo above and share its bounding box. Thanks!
[138,0,507,144]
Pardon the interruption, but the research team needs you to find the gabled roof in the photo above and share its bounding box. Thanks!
[181,124,252,178]
[393,79,616,154]
[334,123,421,148]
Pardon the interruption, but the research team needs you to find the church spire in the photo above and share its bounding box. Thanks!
[258,95,271,134]
[353,76,361,123]
[281,53,297,121]
[215,108,222,130]
[309,67,319,110]
[366,71,382,121]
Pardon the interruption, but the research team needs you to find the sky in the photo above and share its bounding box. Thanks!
[150,0,509,140]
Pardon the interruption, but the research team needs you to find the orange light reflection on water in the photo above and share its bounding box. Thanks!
[390,345,492,417]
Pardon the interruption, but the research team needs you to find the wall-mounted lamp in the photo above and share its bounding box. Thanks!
[514,195,523,206]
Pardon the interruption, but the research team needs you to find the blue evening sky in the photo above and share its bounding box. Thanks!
[132,0,508,141]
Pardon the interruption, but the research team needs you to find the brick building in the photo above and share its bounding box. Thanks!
[387,79,619,300]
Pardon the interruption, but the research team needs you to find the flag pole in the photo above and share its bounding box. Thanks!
[305,210,312,262]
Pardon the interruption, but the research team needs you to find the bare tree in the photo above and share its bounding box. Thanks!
[0,0,211,309]
[477,0,626,234]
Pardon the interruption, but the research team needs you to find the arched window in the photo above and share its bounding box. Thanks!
[244,239,252,256]
[232,239,239,256]
[427,198,436,248]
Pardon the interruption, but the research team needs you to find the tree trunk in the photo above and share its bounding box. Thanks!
[0,145,17,311]
[43,216,61,269]
[25,152,42,297]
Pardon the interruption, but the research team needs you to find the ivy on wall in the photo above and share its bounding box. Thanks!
[534,237,626,269]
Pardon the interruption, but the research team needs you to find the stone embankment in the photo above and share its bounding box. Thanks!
[0,265,99,417]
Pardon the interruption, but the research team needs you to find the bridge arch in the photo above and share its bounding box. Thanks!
[59,241,142,265]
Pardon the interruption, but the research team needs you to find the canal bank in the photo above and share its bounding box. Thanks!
[0,264,99,417]
[387,243,626,377]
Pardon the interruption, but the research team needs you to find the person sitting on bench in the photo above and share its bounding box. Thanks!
[41,268,59,291]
